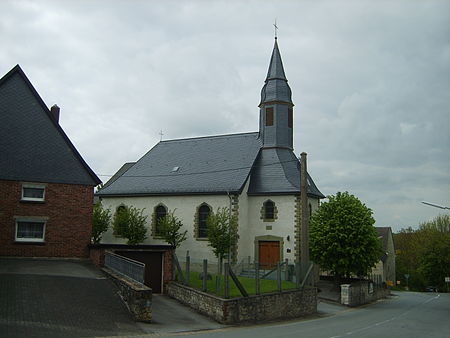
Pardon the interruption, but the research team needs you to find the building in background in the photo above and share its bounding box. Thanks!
[0,65,101,258]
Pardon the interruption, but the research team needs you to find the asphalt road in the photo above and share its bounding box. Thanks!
[182,292,450,338]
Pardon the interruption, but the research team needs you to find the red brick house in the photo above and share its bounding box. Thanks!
[0,65,101,258]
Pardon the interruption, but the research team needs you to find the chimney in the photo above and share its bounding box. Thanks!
[50,104,60,123]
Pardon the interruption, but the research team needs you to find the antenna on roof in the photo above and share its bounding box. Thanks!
[273,19,278,39]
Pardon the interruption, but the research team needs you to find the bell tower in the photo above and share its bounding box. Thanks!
[259,38,294,149]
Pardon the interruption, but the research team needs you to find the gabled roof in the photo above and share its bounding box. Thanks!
[102,162,136,189]
[0,65,101,186]
[97,132,262,196]
[248,148,324,198]
[97,131,324,198]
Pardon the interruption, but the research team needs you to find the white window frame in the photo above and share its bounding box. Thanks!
[15,217,47,242]
[21,183,46,202]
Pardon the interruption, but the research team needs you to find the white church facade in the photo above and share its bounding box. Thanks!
[97,38,324,267]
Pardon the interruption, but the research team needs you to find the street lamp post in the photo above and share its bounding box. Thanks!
[421,201,450,210]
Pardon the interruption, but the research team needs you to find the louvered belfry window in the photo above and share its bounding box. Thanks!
[266,107,274,126]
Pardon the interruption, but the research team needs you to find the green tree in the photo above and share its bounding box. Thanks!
[159,210,187,249]
[310,191,383,280]
[419,230,450,291]
[207,207,238,269]
[395,214,450,291]
[92,202,111,244]
[112,206,148,245]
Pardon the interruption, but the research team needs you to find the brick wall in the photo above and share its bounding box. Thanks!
[0,180,94,258]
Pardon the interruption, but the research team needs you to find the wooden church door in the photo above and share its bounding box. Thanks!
[258,241,280,269]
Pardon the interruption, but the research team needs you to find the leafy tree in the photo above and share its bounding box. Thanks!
[395,214,450,291]
[159,210,188,249]
[419,231,450,290]
[207,207,238,270]
[92,202,111,243]
[113,206,148,245]
[310,191,383,280]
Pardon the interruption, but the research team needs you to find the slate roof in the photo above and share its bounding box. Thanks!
[97,132,324,198]
[260,39,293,106]
[0,65,101,186]
[248,148,324,197]
[97,133,262,196]
[102,162,136,189]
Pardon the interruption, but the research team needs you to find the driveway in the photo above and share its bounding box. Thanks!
[0,258,225,337]
[0,258,144,337]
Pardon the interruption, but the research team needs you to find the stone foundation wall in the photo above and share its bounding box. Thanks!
[341,281,390,307]
[167,282,317,324]
[102,267,152,322]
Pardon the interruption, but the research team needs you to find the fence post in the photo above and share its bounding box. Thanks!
[277,262,282,292]
[202,259,208,292]
[255,261,260,295]
[295,262,301,288]
[224,262,230,299]
[186,254,190,286]
[284,258,289,281]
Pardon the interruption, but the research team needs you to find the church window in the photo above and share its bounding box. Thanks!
[309,203,312,218]
[266,107,274,126]
[198,204,211,238]
[288,108,293,128]
[261,200,278,222]
[153,204,167,237]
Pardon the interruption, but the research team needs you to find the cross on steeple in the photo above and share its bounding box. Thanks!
[273,19,278,39]
[159,130,164,141]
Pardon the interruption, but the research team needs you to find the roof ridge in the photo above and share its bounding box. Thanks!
[160,131,259,143]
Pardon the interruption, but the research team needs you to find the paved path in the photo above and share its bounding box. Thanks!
[0,258,225,337]
[180,292,450,338]
[0,258,144,337]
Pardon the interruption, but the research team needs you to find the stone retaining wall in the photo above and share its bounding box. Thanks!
[341,281,390,306]
[167,282,317,324]
[102,267,152,322]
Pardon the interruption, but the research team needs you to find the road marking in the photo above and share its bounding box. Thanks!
[342,293,441,336]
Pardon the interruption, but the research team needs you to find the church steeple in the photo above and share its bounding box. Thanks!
[259,38,294,149]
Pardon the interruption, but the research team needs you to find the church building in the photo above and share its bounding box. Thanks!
[97,38,324,267]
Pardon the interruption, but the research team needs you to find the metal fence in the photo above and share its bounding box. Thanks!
[104,251,145,284]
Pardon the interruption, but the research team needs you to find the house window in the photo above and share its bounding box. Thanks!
[288,108,293,128]
[198,204,211,238]
[266,107,274,126]
[21,184,45,202]
[154,204,167,237]
[261,200,278,222]
[15,218,46,242]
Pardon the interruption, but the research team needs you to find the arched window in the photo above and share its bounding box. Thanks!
[154,204,167,236]
[116,205,127,214]
[263,200,275,220]
[198,204,211,238]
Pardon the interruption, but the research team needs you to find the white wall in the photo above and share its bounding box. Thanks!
[100,195,230,263]
[100,192,321,265]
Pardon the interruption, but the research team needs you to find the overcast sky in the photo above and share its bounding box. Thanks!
[1,0,449,232]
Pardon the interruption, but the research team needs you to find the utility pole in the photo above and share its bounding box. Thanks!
[300,152,310,282]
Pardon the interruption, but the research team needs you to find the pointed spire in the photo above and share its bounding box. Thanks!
[260,38,293,106]
[266,39,287,81]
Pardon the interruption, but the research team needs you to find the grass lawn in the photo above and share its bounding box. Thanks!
[177,271,298,298]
